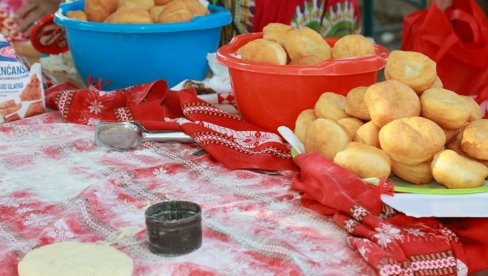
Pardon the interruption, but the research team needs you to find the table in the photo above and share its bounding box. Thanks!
[0,112,375,275]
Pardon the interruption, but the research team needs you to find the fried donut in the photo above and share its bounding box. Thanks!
[460,95,483,122]
[85,0,118,22]
[337,117,364,140]
[431,149,488,189]
[461,119,488,161]
[364,80,420,127]
[344,86,370,121]
[294,109,317,143]
[263,23,293,46]
[385,50,437,93]
[314,92,350,121]
[105,8,153,23]
[283,27,332,64]
[237,38,287,65]
[304,118,350,160]
[391,160,433,184]
[420,88,470,130]
[353,121,380,148]
[332,34,375,59]
[379,117,446,165]
[334,142,391,179]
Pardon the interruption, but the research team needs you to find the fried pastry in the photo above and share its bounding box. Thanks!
[118,0,155,11]
[294,109,317,143]
[263,23,293,46]
[420,88,470,130]
[66,10,87,21]
[379,117,446,165]
[314,92,350,121]
[337,117,363,140]
[364,79,420,127]
[334,142,391,179]
[149,6,165,22]
[353,121,380,148]
[344,86,370,121]
[85,0,118,22]
[283,27,332,65]
[460,95,483,122]
[384,50,437,93]
[237,38,287,65]
[105,8,153,23]
[391,160,433,184]
[304,118,350,160]
[332,34,375,59]
[461,119,488,161]
[431,149,488,189]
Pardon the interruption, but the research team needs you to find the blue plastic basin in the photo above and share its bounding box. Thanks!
[54,1,231,89]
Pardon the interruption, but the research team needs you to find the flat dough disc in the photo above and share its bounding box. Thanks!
[18,242,134,276]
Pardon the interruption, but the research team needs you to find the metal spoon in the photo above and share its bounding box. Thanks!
[95,122,193,150]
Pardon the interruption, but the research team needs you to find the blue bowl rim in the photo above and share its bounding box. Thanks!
[54,0,232,33]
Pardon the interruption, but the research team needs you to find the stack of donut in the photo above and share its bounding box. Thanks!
[66,0,209,24]
[236,23,375,66]
[295,49,488,189]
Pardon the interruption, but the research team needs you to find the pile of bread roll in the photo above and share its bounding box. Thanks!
[236,23,376,66]
[66,0,208,24]
[295,49,488,189]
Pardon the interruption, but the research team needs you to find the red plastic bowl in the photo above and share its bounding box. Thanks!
[217,32,389,132]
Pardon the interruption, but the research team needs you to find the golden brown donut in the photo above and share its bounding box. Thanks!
[66,10,87,21]
[461,119,488,161]
[460,95,483,122]
[314,92,350,121]
[379,117,446,165]
[263,23,293,46]
[332,34,375,59]
[353,121,380,148]
[85,0,118,22]
[364,80,420,127]
[236,38,288,65]
[420,88,470,130]
[431,149,488,189]
[391,160,433,184]
[283,27,332,64]
[334,142,391,179]
[384,50,437,93]
[344,86,370,121]
[118,0,155,11]
[105,8,153,23]
[294,109,317,143]
[304,118,350,160]
[337,117,364,140]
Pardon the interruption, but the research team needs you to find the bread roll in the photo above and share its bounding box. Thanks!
[332,34,375,59]
[344,86,370,121]
[379,117,446,165]
[294,109,317,143]
[237,39,288,65]
[304,118,350,160]
[334,142,391,179]
[384,50,437,93]
[314,92,349,121]
[431,149,488,189]
[364,80,420,127]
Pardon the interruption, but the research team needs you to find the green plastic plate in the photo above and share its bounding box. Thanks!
[292,148,488,195]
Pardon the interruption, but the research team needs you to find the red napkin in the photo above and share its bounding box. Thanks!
[292,153,488,275]
[45,80,296,171]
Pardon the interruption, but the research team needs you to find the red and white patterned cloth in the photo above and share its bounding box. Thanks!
[0,112,376,275]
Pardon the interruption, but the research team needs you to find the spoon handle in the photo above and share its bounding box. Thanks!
[143,131,194,143]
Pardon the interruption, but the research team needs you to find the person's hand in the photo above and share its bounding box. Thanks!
[14,0,62,38]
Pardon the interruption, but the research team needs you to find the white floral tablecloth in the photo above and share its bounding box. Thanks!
[0,112,375,276]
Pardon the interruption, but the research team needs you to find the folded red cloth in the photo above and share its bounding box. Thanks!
[292,153,488,275]
[44,80,296,171]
